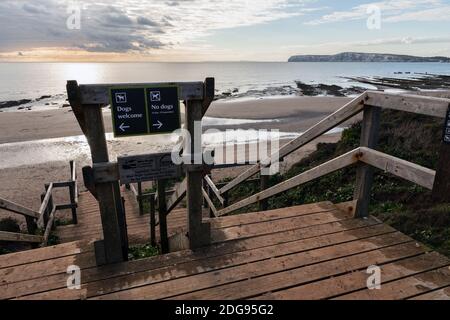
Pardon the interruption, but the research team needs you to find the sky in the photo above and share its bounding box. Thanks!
[0,0,450,62]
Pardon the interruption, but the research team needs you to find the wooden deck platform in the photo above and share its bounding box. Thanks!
[56,190,187,244]
[1,201,449,300]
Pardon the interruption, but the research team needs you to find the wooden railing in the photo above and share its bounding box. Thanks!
[202,91,450,217]
[0,198,42,244]
[119,90,449,251]
[0,161,79,247]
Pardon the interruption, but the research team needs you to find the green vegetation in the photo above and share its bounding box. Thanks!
[225,110,450,256]
[0,217,21,233]
[55,219,73,227]
[128,243,160,260]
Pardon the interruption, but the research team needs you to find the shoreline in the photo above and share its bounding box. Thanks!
[0,96,354,144]
[0,96,354,221]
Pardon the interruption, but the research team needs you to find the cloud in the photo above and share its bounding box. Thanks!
[305,0,446,25]
[384,6,450,22]
[22,3,47,14]
[0,0,318,54]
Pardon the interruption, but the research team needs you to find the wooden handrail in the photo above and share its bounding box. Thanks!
[366,91,450,118]
[219,93,368,195]
[78,81,204,104]
[202,188,218,217]
[218,91,450,196]
[0,198,40,219]
[0,231,43,243]
[218,148,361,216]
[70,160,77,181]
[359,147,436,190]
[217,91,449,219]
[204,176,224,205]
[37,183,54,227]
[42,206,56,246]
[166,179,187,214]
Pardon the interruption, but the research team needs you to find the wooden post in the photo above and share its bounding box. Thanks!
[40,191,49,227]
[354,105,381,218]
[207,183,214,218]
[203,179,209,209]
[25,217,37,235]
[48,194,54,230]
[68,181,77,224]
[432,105,450,202]
[223,191,229,208]
[157,180,169,253]
[69,161,78,224]
[137,182,144,216]
[186,99,211,249]
[259,175,269,211]
[149,194,156,247]
[82,104,127,264]
[115,184,129,259]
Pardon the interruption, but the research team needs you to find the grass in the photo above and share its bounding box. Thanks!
[223,110,450,257]
[128,244,160,260]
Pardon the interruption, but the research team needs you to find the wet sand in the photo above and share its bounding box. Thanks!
[0,96,353,144]
[0,96,358,226]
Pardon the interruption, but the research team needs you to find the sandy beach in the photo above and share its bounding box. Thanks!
[0,96,353,143]
[0,96,358,225]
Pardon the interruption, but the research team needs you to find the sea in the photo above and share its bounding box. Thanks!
[1,61,450,169]
[1,62,450,110]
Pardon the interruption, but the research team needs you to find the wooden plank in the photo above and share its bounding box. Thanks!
[219,93,367,194]
[212,210,353,243]
[157,180,169,254]
[185,99,211,249]
[37,183,53,227]
[79,81,204,105]
[70,160,77,181]
[209,201,336,229]
[52,181,75,188]
[0,240,93,269]
[218,148,361,216]
[334,266,450,300]
[167,241,427,300]
[359,147,436,189]
[366,91,450,118]
[82,105,126,264]
[4,218,383,299]
[55,204,77,211]
[166,179,187,214]
[0,197,39,219]
[42,207,56,246]
[204,176,224,205]
[254,252,449,300]
[0,231,43,243]
[92,162,119,183]
[259,175,269,211]
[149,194,156,246]
[202,188,218,217]
[354,106,381,218]
[410,286,450,300]
[202,78,215,117]
[432,142,450,201]
[137,182,144,216]
[432,106,450,202]
[0,251,96,285]
[95,238,421,300]
[334,200,358,216]
[17,225,395,300]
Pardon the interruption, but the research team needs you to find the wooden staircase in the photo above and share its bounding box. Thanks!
[1,201,449,300]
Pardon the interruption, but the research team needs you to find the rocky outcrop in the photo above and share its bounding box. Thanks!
[288,52,450,63]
